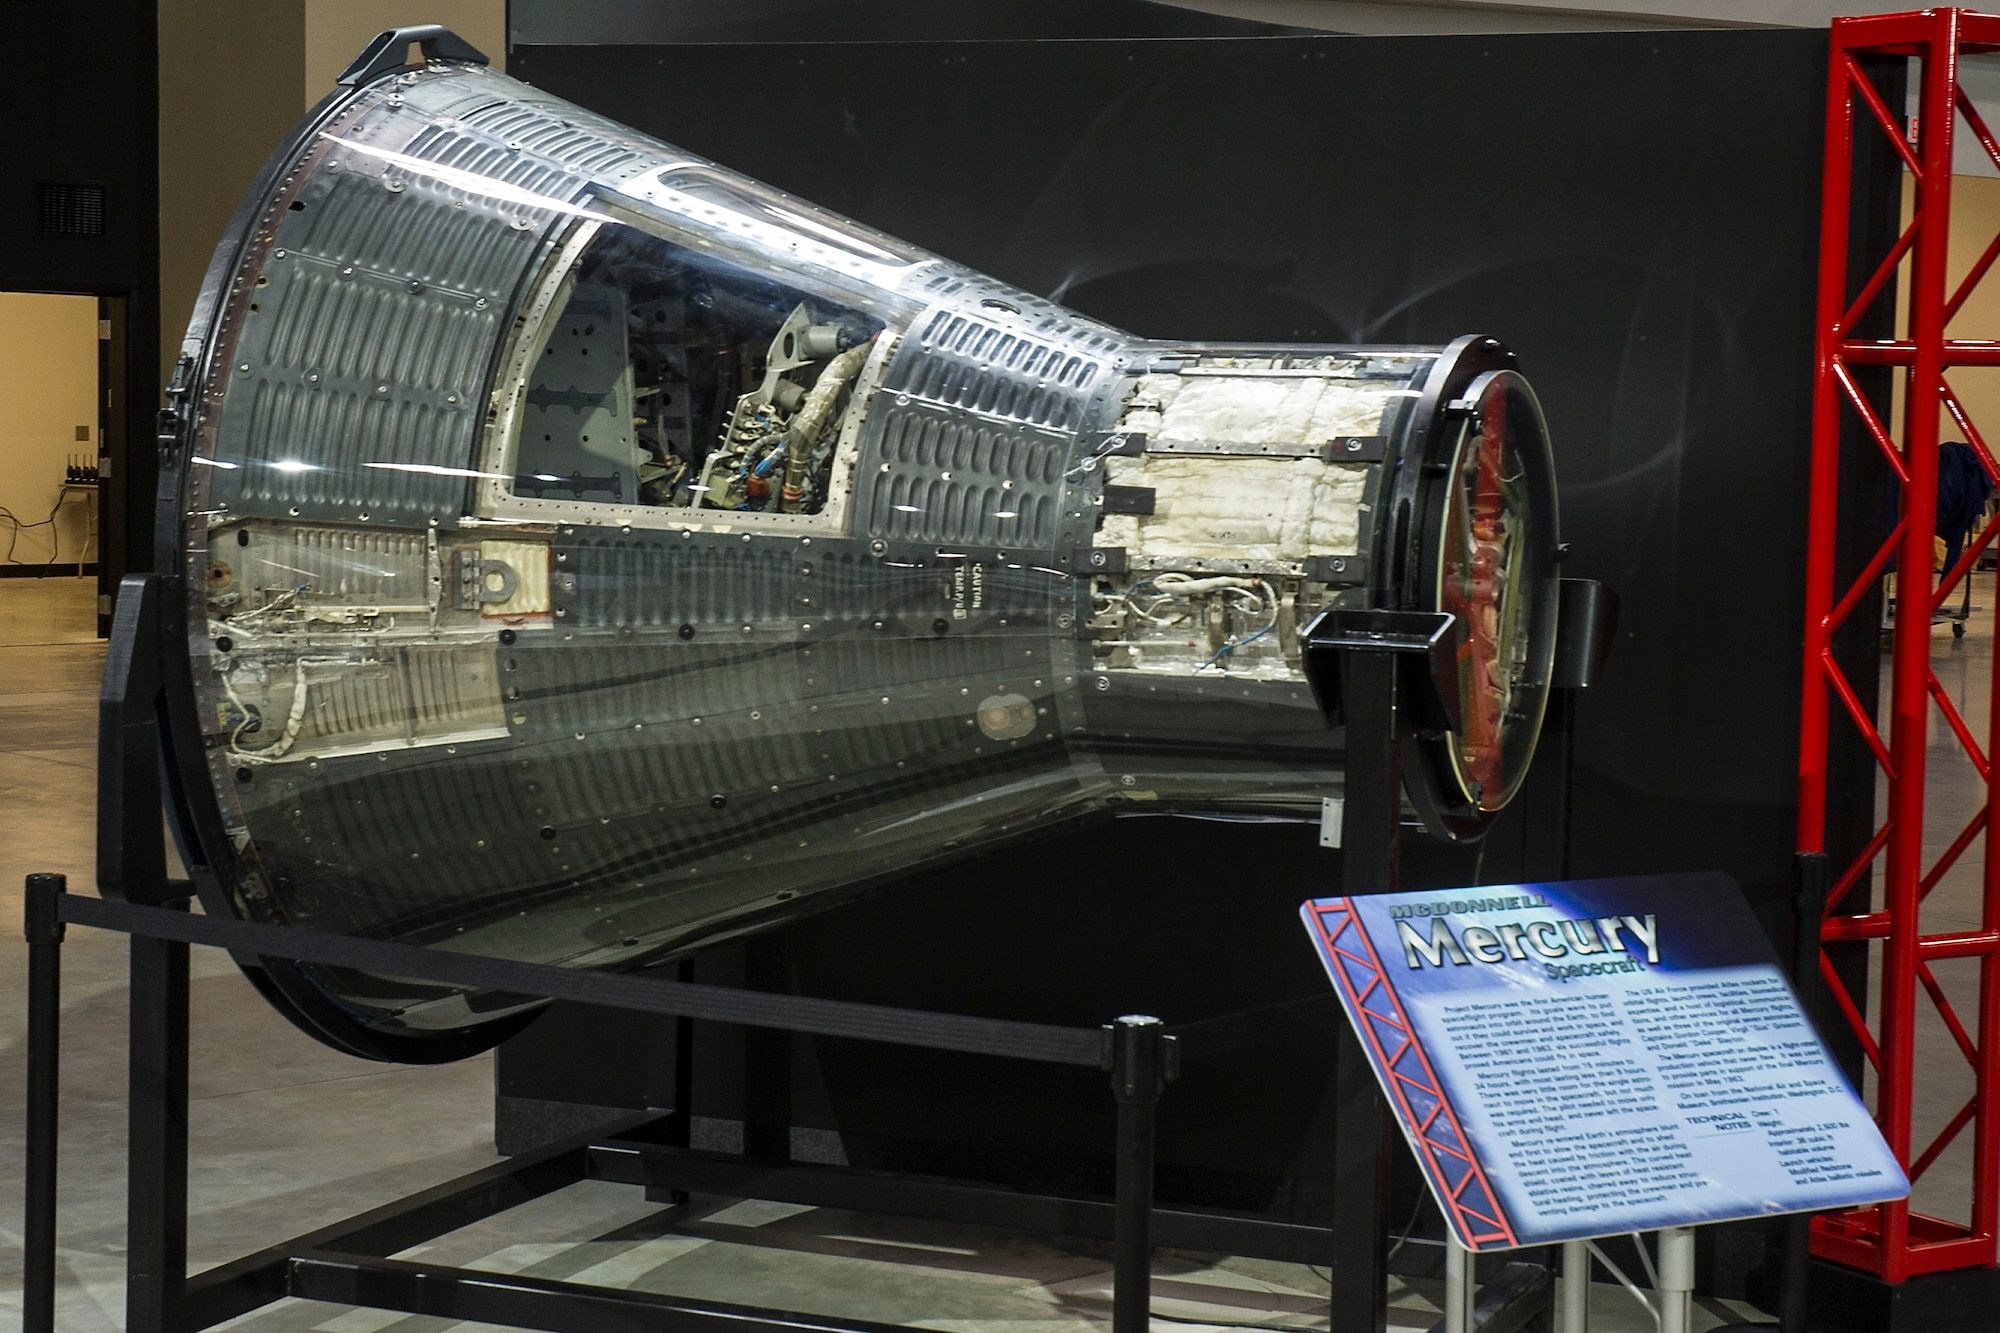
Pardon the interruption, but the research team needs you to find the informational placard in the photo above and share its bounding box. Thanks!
[1301,872,1907,1249]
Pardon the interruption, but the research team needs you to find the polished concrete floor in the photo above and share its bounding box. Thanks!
[0,573,1954,1333]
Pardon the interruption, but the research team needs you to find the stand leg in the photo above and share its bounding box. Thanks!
[24,874,67,1333]
[1339,647,1403,893]
[126,905,190,1333]
[672,959,695,1152]
[1330,1028,1390,1333]
[1445,1235,1476,1333]
[1657,1228,1694,1333]
[1110,1016,1167,1333]
[1560,1240,1590,1333]
[743,944,792,1161]
[1330,644,1398,1333]
[648,959,697,1206]
[1777,1214,1810,1333]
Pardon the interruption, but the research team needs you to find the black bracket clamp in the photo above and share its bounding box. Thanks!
[1550,577,1618,690]
[1298,608,1464,736]
[99,574,172,906]
[337,25,490,88]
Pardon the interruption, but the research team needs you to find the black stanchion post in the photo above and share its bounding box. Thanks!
[1109,1015,1174,1333]
[126,897,191,1333]
[24,873,67,1333]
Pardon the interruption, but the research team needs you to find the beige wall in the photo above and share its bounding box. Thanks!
[1889,173,2000,450]
[156,0,305,384]
[157,1,503,384]
[0,294,102,565]
[1939,175,2000,450]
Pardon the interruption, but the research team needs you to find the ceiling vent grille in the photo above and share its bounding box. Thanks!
[38,181,106,236]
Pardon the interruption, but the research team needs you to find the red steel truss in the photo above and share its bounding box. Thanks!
[1801,7,2000,1282]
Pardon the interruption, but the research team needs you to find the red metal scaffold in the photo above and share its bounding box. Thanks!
[1801,6,2000,1283]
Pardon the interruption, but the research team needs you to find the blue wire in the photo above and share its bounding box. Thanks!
[1199,624,1272,672]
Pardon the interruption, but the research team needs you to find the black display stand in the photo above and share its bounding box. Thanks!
[21,575,1588,1333]
[23,876,1205,1333]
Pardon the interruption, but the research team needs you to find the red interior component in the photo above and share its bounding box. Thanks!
[1439,381,1511,806]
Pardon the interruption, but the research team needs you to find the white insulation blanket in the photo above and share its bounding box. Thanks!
[1099,454,1368,560]
[1117,373,1394,445]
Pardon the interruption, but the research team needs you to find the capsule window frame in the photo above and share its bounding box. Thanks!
[471,209,908,538]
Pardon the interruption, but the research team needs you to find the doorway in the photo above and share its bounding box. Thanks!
[0,289,127,642]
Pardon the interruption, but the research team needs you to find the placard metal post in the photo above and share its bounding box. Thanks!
[1657,1227,1694,1333]
[1445,1235,1476,1333]
[1560,1239,1589,1333]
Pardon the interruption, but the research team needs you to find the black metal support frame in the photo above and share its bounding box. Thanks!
[1301,591,1610,1333]
[23,875,1229,1333]
[1303,606,1466,1333]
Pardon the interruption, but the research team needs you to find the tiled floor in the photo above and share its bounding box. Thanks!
[0,572,1927,1333]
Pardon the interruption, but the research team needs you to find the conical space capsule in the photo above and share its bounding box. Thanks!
[157,30,1561,1060]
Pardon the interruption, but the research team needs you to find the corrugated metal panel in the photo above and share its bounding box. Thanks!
[860,406,1069,547]
[206,110,549,524]
[883,308,1107,432]
[556,538,800,629]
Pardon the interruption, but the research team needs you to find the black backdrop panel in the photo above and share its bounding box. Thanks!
[498,30,1884,1212]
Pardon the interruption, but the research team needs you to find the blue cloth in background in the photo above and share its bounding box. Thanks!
[1939,441,1994,575]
